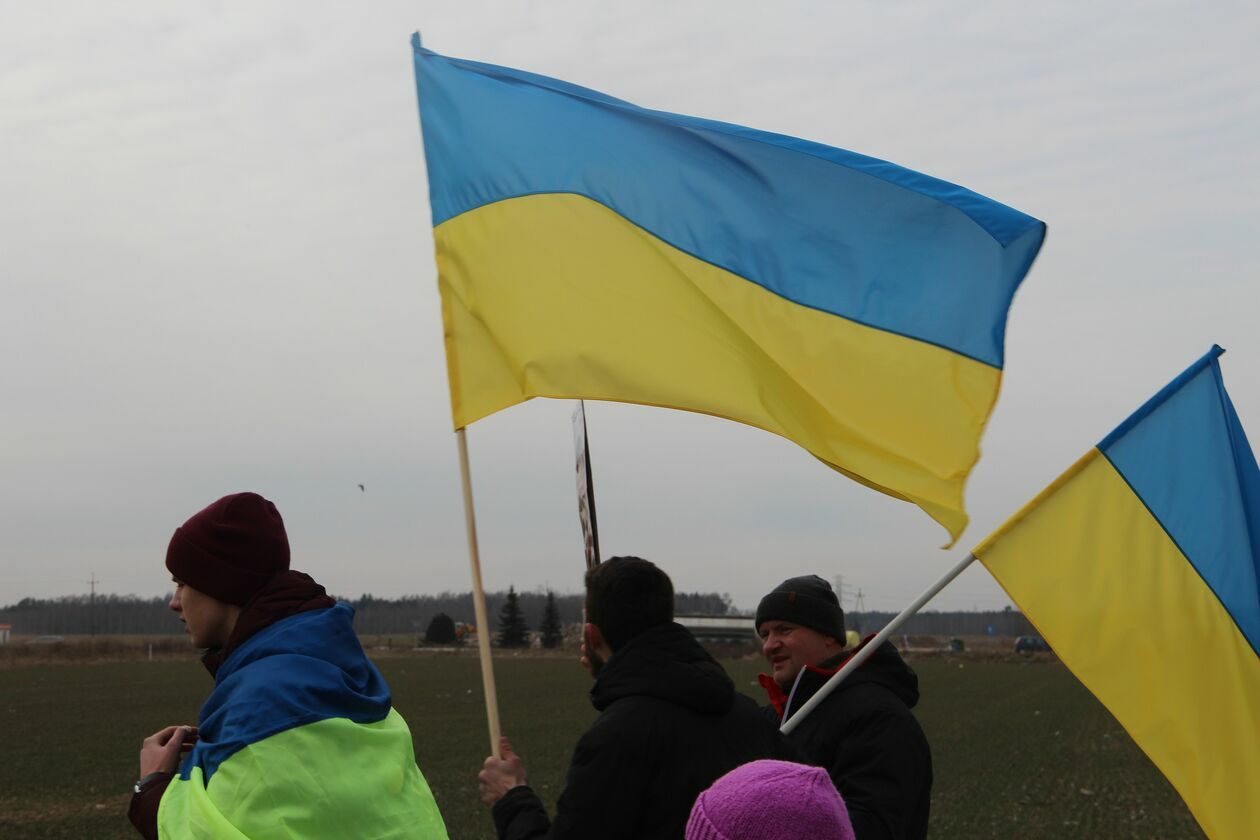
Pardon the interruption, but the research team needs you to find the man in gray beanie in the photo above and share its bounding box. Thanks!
[756,575,932,840]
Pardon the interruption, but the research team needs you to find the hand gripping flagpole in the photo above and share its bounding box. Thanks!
[781,552,978,734]
[455,428,503,756]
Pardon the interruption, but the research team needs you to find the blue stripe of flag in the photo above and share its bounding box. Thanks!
[414,39,1045,368]
[1100,346,1260,656]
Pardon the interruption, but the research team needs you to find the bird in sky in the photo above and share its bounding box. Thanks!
[357,484,365,492]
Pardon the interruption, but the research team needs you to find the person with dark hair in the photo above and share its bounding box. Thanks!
[128,492,448,839]
[479,556,794,839]
[756,575,932,840]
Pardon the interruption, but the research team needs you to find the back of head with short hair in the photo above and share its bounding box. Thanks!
[584,556,674,651]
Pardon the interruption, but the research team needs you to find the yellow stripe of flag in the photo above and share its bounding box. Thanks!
[438,194,1002,541]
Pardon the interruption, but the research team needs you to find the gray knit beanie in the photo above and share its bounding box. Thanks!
[755,575,845,640]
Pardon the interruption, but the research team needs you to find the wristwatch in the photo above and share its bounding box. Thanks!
[133,771,170,795]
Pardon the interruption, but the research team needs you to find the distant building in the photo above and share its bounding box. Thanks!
[676,614,756,641]
[0,625,10,646]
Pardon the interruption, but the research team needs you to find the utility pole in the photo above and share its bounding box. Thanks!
[850,588,866,635]
[87,573,100,637]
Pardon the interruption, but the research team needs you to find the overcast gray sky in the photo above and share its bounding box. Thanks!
[2,2,1257,614]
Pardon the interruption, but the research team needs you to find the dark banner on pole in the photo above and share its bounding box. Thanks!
[572,401,601,569]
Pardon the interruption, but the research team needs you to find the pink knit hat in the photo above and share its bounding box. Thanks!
[686,760,855,840]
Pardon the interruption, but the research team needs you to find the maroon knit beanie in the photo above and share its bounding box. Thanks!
[166,492,290,607]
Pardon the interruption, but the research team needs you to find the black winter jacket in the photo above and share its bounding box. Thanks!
[762,641,933,840]
[493,622,795,839]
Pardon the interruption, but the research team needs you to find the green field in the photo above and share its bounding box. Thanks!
[0,652,1203,839]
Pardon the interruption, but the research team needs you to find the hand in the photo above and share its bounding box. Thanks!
[478,737,527,807]
[139,725,197,778]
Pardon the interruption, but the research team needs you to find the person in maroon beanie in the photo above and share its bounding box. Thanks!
[128,492,448,839]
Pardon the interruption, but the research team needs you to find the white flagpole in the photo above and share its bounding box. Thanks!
[781,552,978,734]
[456,428,503,756]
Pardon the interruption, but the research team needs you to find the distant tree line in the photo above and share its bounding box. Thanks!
[846,608,1035,638]
[0,589,737,637]
[349,589,732,636]
[0,594,1037,639]
[0,594,175,636]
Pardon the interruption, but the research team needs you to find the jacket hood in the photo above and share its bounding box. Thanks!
[590,622,735,715]
[189,600,392,784]
[820,639,920,708]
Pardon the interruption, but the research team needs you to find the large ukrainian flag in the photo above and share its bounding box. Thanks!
[974,346,1260,839]
[158,604,448,838]
[412,36,1046,543]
